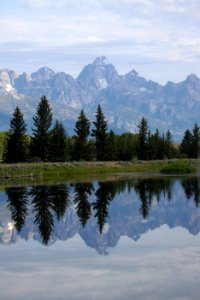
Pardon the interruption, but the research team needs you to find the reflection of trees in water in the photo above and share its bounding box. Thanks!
[6,187,28,233]
[73,183,93,227]
[31,186,54,245]
[49,185,70,220]
[181,178,200,207]
[92,182,117,234]
[30,185,69,244]
[7,177,200,243]
[134,178,173,218]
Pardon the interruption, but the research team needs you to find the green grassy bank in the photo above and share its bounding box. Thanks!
[0,159,197,180]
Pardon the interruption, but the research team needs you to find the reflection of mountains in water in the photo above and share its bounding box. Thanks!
[0,177,200,254]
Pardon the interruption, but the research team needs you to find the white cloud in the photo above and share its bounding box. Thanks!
[0,0,200,83]
[1,227,200,300]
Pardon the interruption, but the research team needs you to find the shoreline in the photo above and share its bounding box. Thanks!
[0,159,196,179]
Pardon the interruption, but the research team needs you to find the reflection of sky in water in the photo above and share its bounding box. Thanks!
[0,226,200,300]
[1,177,200,299]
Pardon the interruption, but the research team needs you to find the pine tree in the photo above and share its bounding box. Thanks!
[72,110,90,160]
[164,129,174,158]
[106,130,117,160]
[92,105,108,161]
[30,96,52,161]
[49,120,68,162]
[3,106,28,163]
[180,129,193,157]
[191,123,200,158]
[137,117,149,160]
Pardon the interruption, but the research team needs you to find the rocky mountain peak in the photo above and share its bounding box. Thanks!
[31,66,55,81]
[125,69,139,78]
[14,72,32,91]
[186,73,200,84]
[93,56,110,65]
[77,56,119,91]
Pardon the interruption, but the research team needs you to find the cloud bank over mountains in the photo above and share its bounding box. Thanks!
[1,0,200,83]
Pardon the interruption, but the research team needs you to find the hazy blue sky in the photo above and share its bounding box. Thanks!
[1,0,200,83]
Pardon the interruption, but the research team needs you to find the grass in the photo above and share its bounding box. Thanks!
[160,161,196,174]
[0,159,198,190]
[0,159,197,180]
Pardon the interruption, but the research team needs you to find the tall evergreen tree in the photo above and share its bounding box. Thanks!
[92,105,108,161]
[30,96,52,161]
[164,130,174,158]
[49,120,68,162]
[137,117,149,160]
[72,110,90,160]
[106,130,117,161]
[180,129,193,157]
[191,123,200,158]
[3,106,27,163]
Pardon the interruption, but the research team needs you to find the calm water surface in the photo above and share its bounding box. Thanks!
[0,175,200,300]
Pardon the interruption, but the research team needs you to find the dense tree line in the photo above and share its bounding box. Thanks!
[1,96,199,163]
[180,123,200,158]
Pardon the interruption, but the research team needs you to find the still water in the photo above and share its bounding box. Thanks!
[0,175,200,300]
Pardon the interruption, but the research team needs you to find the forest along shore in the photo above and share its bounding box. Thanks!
[0,159,196,180]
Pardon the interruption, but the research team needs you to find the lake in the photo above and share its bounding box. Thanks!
[0,175,200,300]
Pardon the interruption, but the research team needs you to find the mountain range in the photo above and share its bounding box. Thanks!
[0,56,200,138]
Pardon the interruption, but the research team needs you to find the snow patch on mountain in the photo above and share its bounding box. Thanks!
[98,78,108,88]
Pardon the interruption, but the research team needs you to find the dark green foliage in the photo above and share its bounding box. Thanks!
[30,96,52,161]
[164,130,175,158]
[49,120,68,162]
[137,117,149,160]
[180,129,193,157]
[72,110,91,160]
[0,132,6,161]
[148,129,164,159]
[115,132,137,161]
[179,124,200,158]
[191,123,200,158]
[160,162,195,174]
[3,106,28,163]
[92,105,108,161]
[148,129,176,160]
[106,130,117,160]
[2,98,200,163]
